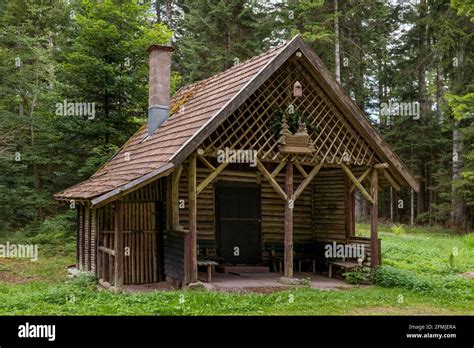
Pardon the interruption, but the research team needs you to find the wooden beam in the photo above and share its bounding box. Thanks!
[197,161,229,196]
[114,201,124,288]
[294,163,308,178]
[171,165,182,229]
[284,162,294,278]
[271,160,287,178]
[374,163,389,169]
[341,164,374,204]
[293,163,322,201]
[382,169,401,191]
[344,174,355,239]
[256,159,287,201]
[370,169,380,268]
[98,246,115,256]
[349,167,371,193]
[197,155,215,171]
[187,153,198,284]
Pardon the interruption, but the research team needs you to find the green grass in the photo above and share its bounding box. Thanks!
[0,224,472,315]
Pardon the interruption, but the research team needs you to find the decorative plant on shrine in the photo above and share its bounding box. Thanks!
[270,81,316,155]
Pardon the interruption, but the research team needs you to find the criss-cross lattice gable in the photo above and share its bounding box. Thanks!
[199,57,380,167]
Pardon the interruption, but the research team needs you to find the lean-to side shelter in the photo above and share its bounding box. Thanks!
[55,35,419,287]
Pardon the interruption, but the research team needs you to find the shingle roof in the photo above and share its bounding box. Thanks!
[54,42,287,200]
[56,34,420,204]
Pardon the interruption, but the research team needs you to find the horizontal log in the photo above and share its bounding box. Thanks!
[98,246,115,256]
[374,163,389,169]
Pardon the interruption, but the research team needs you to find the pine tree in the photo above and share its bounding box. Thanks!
[176,0,276,83]
[0,0,70,229]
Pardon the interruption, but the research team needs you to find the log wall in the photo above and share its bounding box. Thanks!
[76,204,97,273]
[163,231,186,283]
[261,169,313,261]
[312,168,347,242]
[77,165,351,282]
[178,165,314,262]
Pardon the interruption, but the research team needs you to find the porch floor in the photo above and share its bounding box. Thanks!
[199,272,356,293]
[118,272,358,293]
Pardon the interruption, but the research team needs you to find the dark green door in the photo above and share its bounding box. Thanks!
[216,182,261,264]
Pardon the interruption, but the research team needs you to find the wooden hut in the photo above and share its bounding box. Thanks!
[55,35,419,288]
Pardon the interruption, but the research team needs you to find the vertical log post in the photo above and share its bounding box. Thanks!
[344,174,356,239]
[390,187,394,222]
[187,154,198,284]
[166,176,173,230]
[370,169,380,268]
[284,161,294,278]
[114,200,124,287]
[350,191,355,236]
[171,165,182,229]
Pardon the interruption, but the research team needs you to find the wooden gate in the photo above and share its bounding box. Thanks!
[97,201,164,285]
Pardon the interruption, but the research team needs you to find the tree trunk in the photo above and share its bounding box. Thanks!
[166,0,172,28]
[155,0,161,23]
[416,0,429,219]
[334,0,341,83]
[452,120,465,227]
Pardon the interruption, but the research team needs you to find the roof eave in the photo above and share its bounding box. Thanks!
[89,162,175,208]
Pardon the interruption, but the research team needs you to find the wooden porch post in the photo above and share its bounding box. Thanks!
[171,165,182,229]
[344,174,355,239]
[370,169,380,268]
[284,161,294,278]
[187,153,198,283]
[114,200,124,287]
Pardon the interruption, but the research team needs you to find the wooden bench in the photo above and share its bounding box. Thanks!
[327,260,361,278]
[264,243,283,273]
[197,260,218,283]
[197,239,220,282]
[264,243,315,273]
[295,243,316,273]
[326,242,369,278]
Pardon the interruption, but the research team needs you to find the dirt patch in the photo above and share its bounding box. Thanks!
[121,281,175,293]
[0,259,38,284]
[219,286,293,294]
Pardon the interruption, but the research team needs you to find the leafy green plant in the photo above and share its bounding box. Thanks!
[462,233,474,248]
[343,267,370,285]
[270,108,315,136]
[448,252,455,269]
[390,224,406,235]
[448,247,459,271]
[374,266,435,292]
[29,211,76,246]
